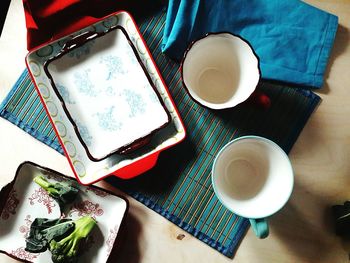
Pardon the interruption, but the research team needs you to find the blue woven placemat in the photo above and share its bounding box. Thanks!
[0,10,320,258]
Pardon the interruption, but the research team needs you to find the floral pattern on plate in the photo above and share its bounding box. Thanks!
[73,69,98,97]
[99,55,127,80]
[106,224,120,256]
[0,162,128,263]
[75,120,93,147]
[94,106,122,132]
[10,247,39,261]
[68,39,96,59]
[68,200,104,219]
[19,215,33,238]
[1,188,19,220]
[57,83,76,104]
[28,187,58,214]
[122,89,146,118]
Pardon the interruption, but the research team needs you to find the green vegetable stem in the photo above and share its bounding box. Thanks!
[33,175,79,208]
[49,216,97,263]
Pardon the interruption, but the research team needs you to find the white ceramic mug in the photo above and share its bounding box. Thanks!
[181,33,260,110]
[211,136,294,238]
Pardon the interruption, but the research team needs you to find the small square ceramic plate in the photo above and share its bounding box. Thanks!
[26,11,186,184]
[0,162,128,263]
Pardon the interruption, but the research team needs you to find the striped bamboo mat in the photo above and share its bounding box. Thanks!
[0,10,320,257]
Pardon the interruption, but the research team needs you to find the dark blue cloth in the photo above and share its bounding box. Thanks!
[161,0,338,88]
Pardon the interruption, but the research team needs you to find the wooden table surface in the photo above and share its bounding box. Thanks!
[0,1,349,262]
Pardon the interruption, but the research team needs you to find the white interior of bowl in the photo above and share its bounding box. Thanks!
[212,137,294,219]
[182,33,260,109]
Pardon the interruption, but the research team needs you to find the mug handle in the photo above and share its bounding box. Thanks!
[249,218,269,238]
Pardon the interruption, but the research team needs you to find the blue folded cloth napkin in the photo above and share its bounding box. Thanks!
[161,0,338,88]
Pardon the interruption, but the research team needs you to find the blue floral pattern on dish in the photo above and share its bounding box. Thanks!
[126,46,138,65]
[99,55,126,80]
[68,39,96,59]
[94,106,122,131]
[73,69,98,97]
[148,86,160,104]
[122,89,146,118]
[75,120,93,147]
[105,86,116,96]
[57,83,75,104]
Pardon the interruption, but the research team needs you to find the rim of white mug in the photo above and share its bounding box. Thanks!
[180,32,261,110]
[211,135,294,219]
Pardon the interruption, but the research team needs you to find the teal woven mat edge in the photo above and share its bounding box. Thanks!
[131,192,250,255]
[275,87,321,153]
[0,70,64,154]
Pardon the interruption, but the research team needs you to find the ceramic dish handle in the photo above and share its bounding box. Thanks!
[64,31,98,51]
[112,152,160,179]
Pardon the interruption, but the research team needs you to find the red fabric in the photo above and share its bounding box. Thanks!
[23,0,162,50]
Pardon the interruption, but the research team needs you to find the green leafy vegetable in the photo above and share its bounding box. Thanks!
[25,218,75,253]
[49,216,96,263]
[33,175,79,208]
[25,216,96,263]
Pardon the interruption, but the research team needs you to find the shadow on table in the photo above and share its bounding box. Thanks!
[107,210,142,263]
[269,179,345,262]
[106,137,197,196]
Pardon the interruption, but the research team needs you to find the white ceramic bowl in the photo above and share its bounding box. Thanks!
[181,33,260,110]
